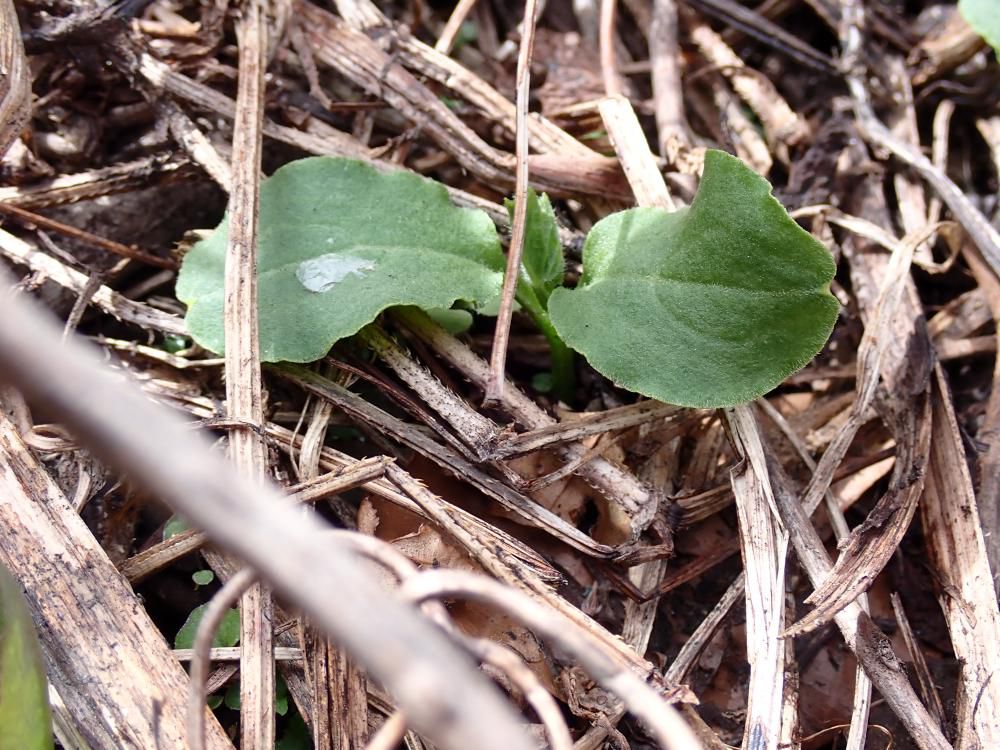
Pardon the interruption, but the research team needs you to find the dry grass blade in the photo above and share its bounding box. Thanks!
[767,455,951,750]
[757,398,873,750]
[0,154,195,209]
[687,19,808,157]
[890,593,946,730]
[276,363,616,556]
[225,2,274,743]
[333,0,592,157]
[0,271,534,750]
[435,0,479,54]
[725,405,788,750]
[489,401,686,459]
[786,225,932,636]
[650,0,696,167]
[0,228,186,335]
[394,308,660,541]
[0,202,177,269]
[599,95,675,210]
[962,241,1000,593]
[841,1,1000,279]
[119,457,390,583]
[921,366,1000,747]
[382,463,691,694]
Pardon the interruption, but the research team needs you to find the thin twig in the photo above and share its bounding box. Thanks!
[399,570,702,750]
[599,0,623,96]
[365,711,408,750]
[435,0,479,54]
[189,568,258,750]
[0,267,534,750]
[0,202,177,269]
[228,1,275,744]
[485,0,541,404]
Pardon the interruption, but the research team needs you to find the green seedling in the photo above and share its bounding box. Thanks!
[179,150,837,408]
[174,604,240,650]
[505,188,575,400]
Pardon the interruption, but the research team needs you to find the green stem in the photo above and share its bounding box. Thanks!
[517,293,575,402]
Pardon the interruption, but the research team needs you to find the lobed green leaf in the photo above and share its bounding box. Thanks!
[548,149,838,408]
[177,158,505,362]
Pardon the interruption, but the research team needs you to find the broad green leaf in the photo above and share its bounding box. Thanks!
[960,0,1000,55]
[223,684,240,711]
[426,307,474,335]
[275,675,289,716]
[223,677,288,715]
[192,570,215,587]
[0,565,53,750]
[163,515,192,540]
[505,189,564,307]
[177,158,505,362]
[174,604,240,650]
[548,149,838,408]
[276,713,311,750]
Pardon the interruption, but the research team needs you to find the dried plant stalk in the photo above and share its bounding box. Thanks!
[0,412,233,749]
[0,0,30,156]
[725,405,788,750]
[0,270,534,750]
[226,2,274,744]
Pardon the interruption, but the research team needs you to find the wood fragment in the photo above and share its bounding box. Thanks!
[0,411,233,750]
[0,0,31,157]
[921,366,1000,748]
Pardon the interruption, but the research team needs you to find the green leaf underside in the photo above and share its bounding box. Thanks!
[177,158,505,362]
[507,189,564,307]
[174,605,240,650]
[960,0,1000,55]
[548,149,838,408]
[0,566,53,750]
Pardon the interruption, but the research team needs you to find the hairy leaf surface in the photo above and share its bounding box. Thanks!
[548,150,838,408]
[178,158,505,362]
